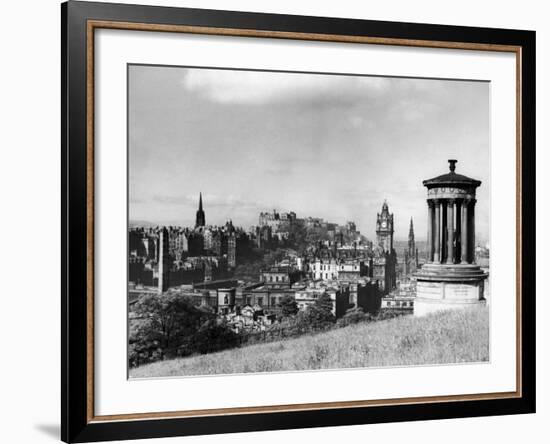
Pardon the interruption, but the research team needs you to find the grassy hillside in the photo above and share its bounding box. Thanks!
[130,307,489,378]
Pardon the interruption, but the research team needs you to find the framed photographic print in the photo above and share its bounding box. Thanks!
[61,1,536,442]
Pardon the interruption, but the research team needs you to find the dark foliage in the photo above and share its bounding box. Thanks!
[336,306,371,327]
[192,319,240,354]
[129,293,215,367]
[294,293,336,331]
[279,294,299,317]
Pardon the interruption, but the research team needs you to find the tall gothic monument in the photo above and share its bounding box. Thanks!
[195,192,206,228]
[404,218,419,276]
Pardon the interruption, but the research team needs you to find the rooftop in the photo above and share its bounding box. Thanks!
[423,159,481,189]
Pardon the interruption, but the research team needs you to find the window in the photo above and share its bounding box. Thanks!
[257,297,263,306]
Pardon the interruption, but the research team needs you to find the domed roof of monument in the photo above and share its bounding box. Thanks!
[423,160,481,189]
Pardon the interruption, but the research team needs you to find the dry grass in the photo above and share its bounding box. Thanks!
[130,307,489,378]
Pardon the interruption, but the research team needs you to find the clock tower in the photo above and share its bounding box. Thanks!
[376,200,394,252]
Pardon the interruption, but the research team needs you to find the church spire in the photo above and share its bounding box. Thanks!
[195,192,205,228]
[408,217,415,255]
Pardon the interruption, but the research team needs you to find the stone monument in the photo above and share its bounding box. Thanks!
[414,160,488,316]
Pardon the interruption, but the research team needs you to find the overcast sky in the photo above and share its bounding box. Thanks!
[129,65,490,242]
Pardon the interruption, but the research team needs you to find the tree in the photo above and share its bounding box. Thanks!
[191,319,240,354]
[279,295,299,317]
[129,292,214,366]
[299,293,336,330]
[314,293,336,317]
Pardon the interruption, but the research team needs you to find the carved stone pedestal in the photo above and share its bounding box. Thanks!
[414,264,487,316]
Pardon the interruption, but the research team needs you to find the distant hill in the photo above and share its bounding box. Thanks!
[130,307,489,378]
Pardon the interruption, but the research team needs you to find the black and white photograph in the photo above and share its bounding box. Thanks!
[0,0,542,442]
[127,65,491,378]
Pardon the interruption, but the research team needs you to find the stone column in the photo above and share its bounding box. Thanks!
[446,199,455,264]
[469,199,476,263]
[461,199,469,264]
[433,200,441,263]
[427,200,434,262]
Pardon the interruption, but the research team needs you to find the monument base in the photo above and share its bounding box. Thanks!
[414,264,488,317]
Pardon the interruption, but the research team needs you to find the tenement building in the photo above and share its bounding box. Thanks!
[415,160,488,316]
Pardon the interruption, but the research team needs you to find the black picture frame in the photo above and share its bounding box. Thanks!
[61,1,536,442]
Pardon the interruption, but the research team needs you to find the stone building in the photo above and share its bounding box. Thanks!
[241,284,300,314]
[415,160,488,315]
[373,201,397,294]
[309,258,369,281]
[260,266,301,287]
[168,228,188,260]
[187,230,205,256]
[294,281,351,319]
[226,233,236,268]
[376,200,394,252]
[310,258,339,280]
[381,280,416,312]
[258,209,296,229]
[254,225,273,248]
[217,288,236,315]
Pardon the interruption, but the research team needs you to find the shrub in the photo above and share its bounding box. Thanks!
[337,307,370,327]
[191,320,240,354]
[373,310,402,322]
[279,295,299,317]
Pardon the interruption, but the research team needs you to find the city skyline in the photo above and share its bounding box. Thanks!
[130,194,437,243]
[129,65,490,242]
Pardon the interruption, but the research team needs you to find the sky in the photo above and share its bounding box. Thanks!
[128,65,490,242]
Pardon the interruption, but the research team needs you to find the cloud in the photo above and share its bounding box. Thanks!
[390,99,441,122]
[182,69,392,105]
[152,193,261,210]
